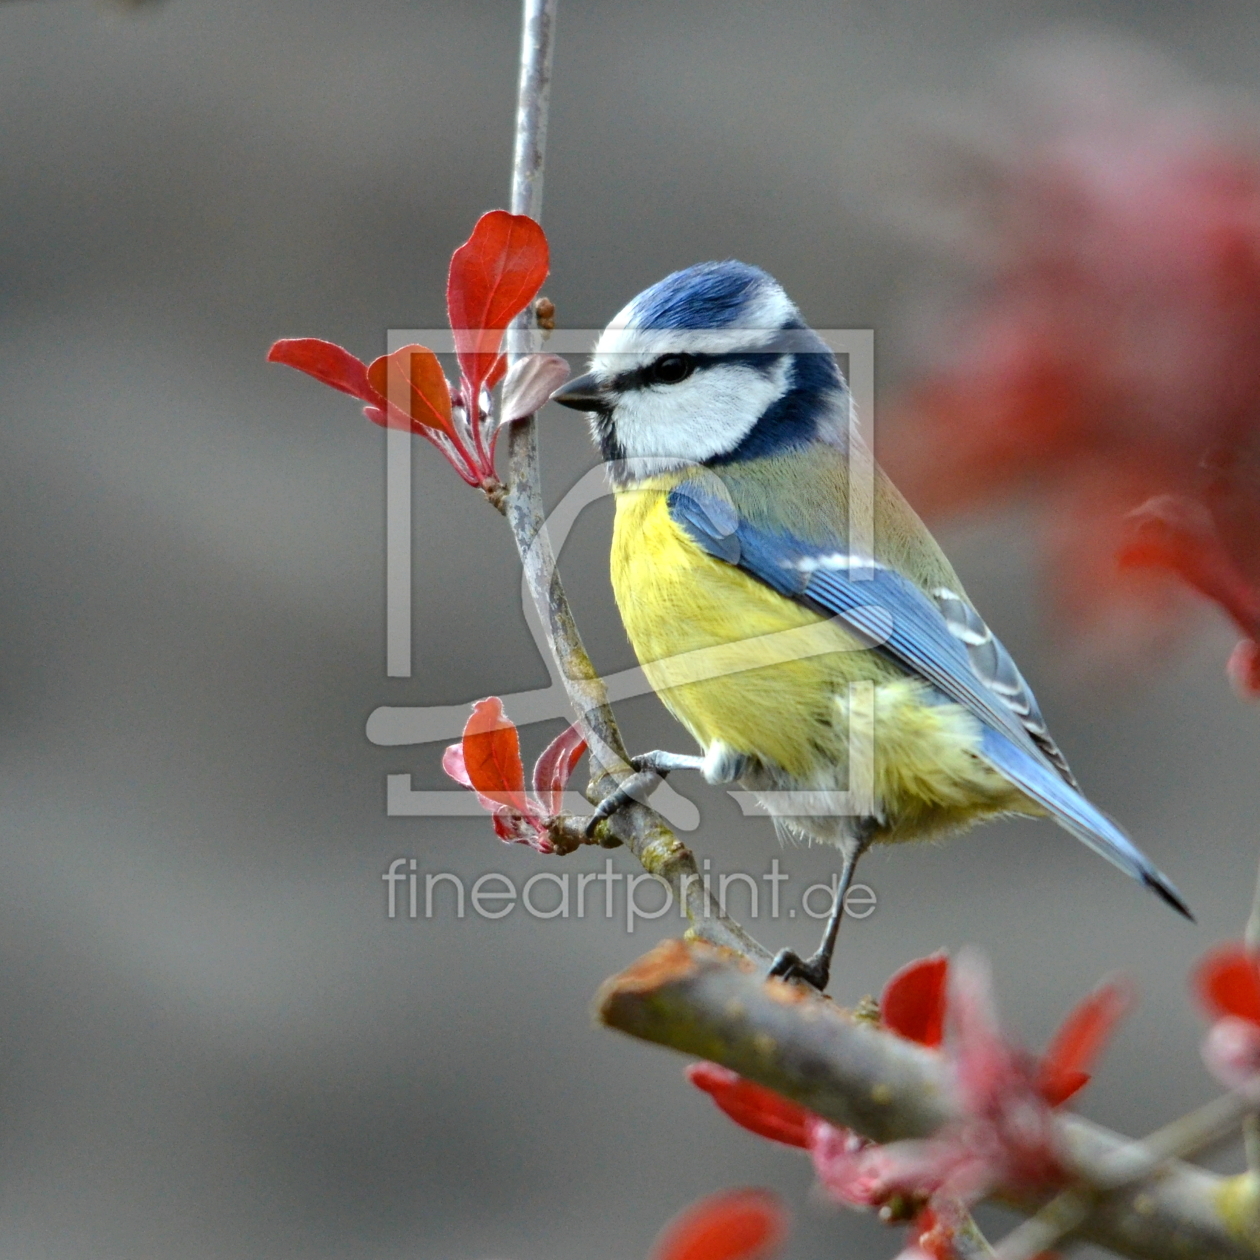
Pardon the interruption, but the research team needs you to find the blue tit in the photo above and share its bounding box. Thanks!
[553,260,1189,990]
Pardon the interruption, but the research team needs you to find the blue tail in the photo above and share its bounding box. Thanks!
[979,727,1192,919]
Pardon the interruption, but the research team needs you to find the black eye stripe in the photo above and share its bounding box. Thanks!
[610,350,785,393]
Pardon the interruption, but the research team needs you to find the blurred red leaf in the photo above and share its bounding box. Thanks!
[810,953,1074,1215]
[1036,978,1133,1107]
[879,57,1260,685]
[460,697,529,812]
[651,1189,786,1260]
[531,722,587,818]
[1195,943,1260,1025]
[366,344,454,438]
[686,1062,815,1149]
[447,210,549,401]
[882,953,949,1048]
[1195,945,1260,1086]
[1120,495,1260,642]
[267,338,377,402]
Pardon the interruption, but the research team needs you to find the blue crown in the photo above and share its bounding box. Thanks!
[629,260,784,330]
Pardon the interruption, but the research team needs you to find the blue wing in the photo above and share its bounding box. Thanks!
[667,480,1191,919]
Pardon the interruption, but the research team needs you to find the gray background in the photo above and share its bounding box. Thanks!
[1,1,1258,1257]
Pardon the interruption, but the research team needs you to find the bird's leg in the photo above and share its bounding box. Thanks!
[584,751,705,836]
[768,824,876,992]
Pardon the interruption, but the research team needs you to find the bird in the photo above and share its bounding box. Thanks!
[551,260,1190,991]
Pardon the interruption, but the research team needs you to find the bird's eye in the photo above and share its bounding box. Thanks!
[648,354,695,385]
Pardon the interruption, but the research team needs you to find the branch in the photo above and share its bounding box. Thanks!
[994,1091,1260,1259]
[596,939,1260,1260]
[500,0,770,961]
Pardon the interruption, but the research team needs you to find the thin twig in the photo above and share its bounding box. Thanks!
[954,1213,998,1258]
[597,939,1260,1260]
[994,1086,1260,1260]
[500,0,770,960]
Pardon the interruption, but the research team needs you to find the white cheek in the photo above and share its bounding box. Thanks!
[614,360,790,470]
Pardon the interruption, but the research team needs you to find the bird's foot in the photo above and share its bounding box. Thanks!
[767,947,830,992]
[583,751,703,837]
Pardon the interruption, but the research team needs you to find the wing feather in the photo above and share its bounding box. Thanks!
[666,480,1189,918]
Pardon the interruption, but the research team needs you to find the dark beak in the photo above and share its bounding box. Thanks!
[551,371,611,413]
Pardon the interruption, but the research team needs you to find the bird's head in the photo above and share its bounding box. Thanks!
[552,261,848,485]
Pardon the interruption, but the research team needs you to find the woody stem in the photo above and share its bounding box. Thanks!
[499,0,768,959]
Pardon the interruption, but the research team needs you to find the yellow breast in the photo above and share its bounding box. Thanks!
[608,473,1032,841]
[609,474,893,780]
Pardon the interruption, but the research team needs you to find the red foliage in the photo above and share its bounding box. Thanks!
[447,210,550,408]
[688,951,1128,1256]
[1193,942,1260,1085]
[365,343,455,439]
[268,211,564,493]
[686,955,950,1153]
[1119,495,1260,698]
[651,1189,786,1260]
[882,953,949,1048]
[689,951,1122,1156]
[1036,977,1133,1107]
[882,60,1260,692]
[265,337,373,401]
[442,699,586,854]
[811,954,1073,1218]
[531,720,589,819]
[1195,942,1260,1024]
[686,1063,817,1149]
[456,696,530,812]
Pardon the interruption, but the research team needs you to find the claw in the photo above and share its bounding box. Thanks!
[768,947,830,992]
[583,749,705,837]
[584,767,664,836]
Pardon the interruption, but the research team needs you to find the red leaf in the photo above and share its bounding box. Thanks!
[687,1062,815,1149]
[1196,943,1260,1025]
[651,1189,786,1260]
[366,345,455,438]
[267,338,378,403]
[532,722,587,817]
[1037,977,1133,1107]
[500,352,571,425]
[1120,496,1260,641]
[441,743,472,788]
[447,211,549,400]
[446,716,554,852]
[882,954,949,1048]
[443,742,509,816]
[460,698,529,812]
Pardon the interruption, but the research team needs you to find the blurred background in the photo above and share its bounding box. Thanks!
[1,1,1259,1257]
